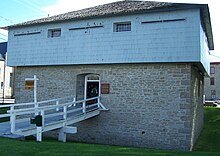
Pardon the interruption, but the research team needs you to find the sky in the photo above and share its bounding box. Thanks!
[0,0,219,61]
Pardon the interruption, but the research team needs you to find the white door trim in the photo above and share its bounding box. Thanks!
[84,74,100,100]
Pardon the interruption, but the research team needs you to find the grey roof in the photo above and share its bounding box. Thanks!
[3,1,202,29]
[2,0,214,50]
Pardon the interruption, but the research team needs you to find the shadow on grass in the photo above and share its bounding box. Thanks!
[0,107,10,122]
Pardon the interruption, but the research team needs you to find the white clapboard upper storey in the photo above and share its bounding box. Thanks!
[2,0,214,75]
[3,0,213,50]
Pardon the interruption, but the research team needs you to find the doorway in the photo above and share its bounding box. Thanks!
[84,74,100,104]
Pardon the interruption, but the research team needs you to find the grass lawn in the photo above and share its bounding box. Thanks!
[0,107,219,156]
[193,107,220,152]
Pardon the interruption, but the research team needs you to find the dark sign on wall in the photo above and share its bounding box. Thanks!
[25,80,34,90]
[101,83,110,94]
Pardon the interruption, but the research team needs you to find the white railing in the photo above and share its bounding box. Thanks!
[0,96,101,135]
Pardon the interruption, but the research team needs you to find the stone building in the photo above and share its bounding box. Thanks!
[204,62,220,100]
[2,1,214,151]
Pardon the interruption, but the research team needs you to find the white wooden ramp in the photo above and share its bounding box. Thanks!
[0,96,108,142]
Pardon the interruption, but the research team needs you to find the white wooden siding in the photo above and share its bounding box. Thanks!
[7,9,207,69]
[200,24,210,75]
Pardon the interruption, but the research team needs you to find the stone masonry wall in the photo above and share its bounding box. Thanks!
[190,66,204,150]
[14,63,202,151]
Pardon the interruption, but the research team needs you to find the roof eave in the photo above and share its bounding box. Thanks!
[0,26,8,30]
[200,5,214,50]
[2,4,197,30]
[2,7,177,30]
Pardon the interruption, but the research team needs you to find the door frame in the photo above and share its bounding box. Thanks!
[84,74,100,100]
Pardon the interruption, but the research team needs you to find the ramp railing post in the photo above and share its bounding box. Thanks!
[34,75,37,102]
[83,101,86,113]
[35,102,39,115]
[73,97,76,107]
[63,106,67,120]
[36,114,43,142]
[98,96,100,108]
[36,127,42,142]
[10,105,15,134]
[41,110,45,128]
[36,110,44,142]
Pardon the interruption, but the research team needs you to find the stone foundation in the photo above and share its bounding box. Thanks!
[14,63,204,151]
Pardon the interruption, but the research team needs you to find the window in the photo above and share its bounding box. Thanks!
[210,67,215,74]
[210,77,215,85]
[48,28,61,38]
[211,90,216,99]
[10,73,13,87]
[114,22,131,32]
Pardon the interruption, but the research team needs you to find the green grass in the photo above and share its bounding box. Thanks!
[0,108,219,156]
[0,137,217,156]
[194,107,220,152]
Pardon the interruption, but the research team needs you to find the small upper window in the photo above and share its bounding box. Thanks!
[210,77,215,85]
[114,22,131,32]
[211,90,216,99]
[10,73,13,87]
[210,67,215,74]
[48,28,61,38]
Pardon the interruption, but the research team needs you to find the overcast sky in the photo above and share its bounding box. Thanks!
[0,0,219,61]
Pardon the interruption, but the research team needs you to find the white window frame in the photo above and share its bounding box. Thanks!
[84,74,100,100]
[48,28,61,38]
[113,21,131,32]
[211,90,216,99]
[210,66,215,74]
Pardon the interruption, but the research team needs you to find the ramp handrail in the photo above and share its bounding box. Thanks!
[0,96,74,108]
[0,96,74,119]
[0,96,101,135]
[7,96,100,114]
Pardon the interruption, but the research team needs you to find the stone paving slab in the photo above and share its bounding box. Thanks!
[0,122,25,139]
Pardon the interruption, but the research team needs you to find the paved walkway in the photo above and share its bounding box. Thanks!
[0,121,25,139]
